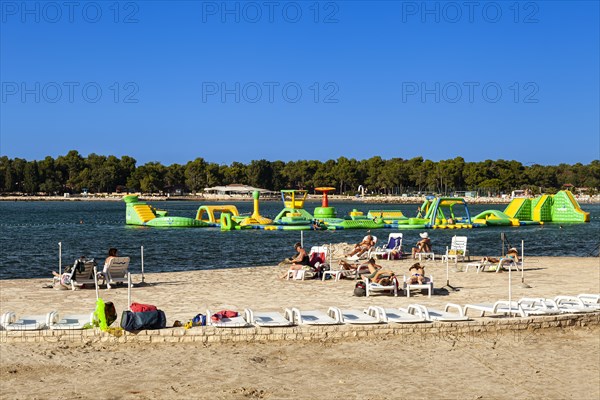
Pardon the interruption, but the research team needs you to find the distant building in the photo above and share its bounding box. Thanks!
[203,184,277,197]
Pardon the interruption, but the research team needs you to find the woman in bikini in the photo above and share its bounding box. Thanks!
[406,262,428,285]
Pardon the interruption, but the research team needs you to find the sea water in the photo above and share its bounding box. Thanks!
[0,200,598,279]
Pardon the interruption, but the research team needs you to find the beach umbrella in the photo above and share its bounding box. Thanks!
[520,240,530,288]
[442,246,458,291]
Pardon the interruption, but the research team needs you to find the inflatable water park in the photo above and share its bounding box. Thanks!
[123,189,590,230]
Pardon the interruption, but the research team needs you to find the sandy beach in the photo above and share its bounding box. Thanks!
[1,254,599,399]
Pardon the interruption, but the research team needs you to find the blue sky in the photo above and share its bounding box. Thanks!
[1,0,599,166]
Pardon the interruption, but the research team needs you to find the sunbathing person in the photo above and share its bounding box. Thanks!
[411,232,432,259]
[346,234,376,258]
[480,248,520,272]
[281,242,310,279]
[405,262,429,285]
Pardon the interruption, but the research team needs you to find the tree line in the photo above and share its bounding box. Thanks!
[0,151,598,196]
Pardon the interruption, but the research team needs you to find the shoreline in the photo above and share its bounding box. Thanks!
[2,194,599,204]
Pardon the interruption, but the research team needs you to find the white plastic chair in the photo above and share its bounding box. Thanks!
[98,257,131,289]
[441,236,469,263]
[369,233,402,259]
[330,307,384,324]
[244,309,294,327]
[206,309,250,328]
[403,275,434,297]
[463,301,527,317]
[402,304,470,322]
[287,307,343,325]
[365,276,398,297]
[287,246,328,280]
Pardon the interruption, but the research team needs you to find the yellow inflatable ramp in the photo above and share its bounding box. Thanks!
[133,204,156,223]
[504,198,526,219]
[532,194,552,222]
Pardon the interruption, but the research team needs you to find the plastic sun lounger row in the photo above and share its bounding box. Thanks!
[2,295,597,331]
[0,311,94,331]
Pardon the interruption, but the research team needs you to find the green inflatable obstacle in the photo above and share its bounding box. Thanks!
[313,187,337,219]
[123,195,207,227]
[501,190,590,223]
[273,190,314,226]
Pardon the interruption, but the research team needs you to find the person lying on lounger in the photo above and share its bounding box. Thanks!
[339,257,381,273]
[405,262,429,285]
[346,234,376,258]
[480,248,520,272]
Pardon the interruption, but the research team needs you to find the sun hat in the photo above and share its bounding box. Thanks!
[419,232,429,239]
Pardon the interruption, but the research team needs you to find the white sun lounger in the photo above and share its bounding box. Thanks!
[287,307,343,325]
[528,297,595,314]
[578,294,600,307]
[0,312,56,331]
[463,301,527,318]
[244,309,294,327]
[554,296,600,312]
[372,306,428,324]
[401,304,470,322]
[329,307,384,324]
[48,311,95,330]
[516,298,562,316]
[206,310,250,328]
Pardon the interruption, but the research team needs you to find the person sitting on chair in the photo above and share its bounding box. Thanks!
[411,232,432,259]
[405,262,429,285]
[281,242,310,279]
[346,234,376,258]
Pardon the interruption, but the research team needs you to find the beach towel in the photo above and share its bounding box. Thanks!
[211,310,238,322]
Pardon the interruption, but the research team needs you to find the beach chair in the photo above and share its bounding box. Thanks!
[403,274,434,297]
[329,307,385,324]
[364,276,399,297]
[463,301,527,318]
[465,259,492,273]
[554,296,600,312]
[52,258,98,290]
[0,311,56,331]
[371,306,428,324]
[516,298,561,316]
[578,294,600,307]
[207,310,250,328]
[401,304,470,322]
[522,297,595,314]
[286,246,328,280]
[244,309,294,327]
[49,311,95,330]
[97,257,131,289]
[369,233,402,259]
[415,251,435,262]
[287,307,343,325]
[441,236,469,263]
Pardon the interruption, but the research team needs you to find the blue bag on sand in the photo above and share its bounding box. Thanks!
[120,310,167,331]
